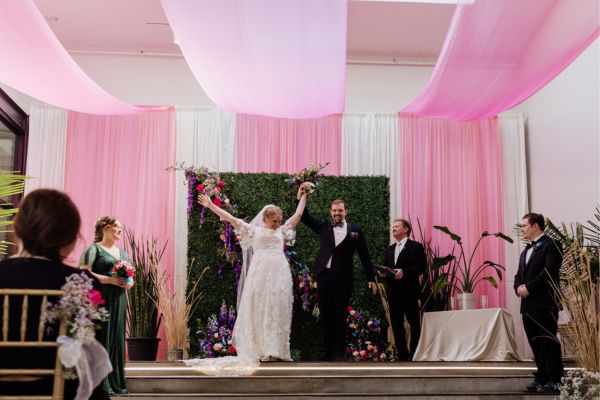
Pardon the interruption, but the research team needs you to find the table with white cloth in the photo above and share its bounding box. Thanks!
[413,308,522,361]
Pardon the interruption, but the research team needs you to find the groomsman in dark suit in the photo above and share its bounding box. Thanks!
[299,187,377,361]
[379,219,426,361]
[514,213,563,394]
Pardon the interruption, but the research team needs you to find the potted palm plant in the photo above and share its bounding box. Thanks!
[124,229,165,361]
[432,225,513,310]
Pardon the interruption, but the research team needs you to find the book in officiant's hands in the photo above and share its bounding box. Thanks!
[375,265,396,278]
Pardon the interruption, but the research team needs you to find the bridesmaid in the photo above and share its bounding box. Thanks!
[80,216,133,396]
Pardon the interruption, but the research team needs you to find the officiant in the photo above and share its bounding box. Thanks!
[379,218,426,361]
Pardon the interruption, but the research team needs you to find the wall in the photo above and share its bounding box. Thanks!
[511,41,599,225]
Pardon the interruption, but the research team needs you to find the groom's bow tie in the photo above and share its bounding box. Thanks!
[332,222,344,228]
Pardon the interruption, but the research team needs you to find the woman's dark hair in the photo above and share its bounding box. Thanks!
[13,189,81,261]
[94,216,117,243]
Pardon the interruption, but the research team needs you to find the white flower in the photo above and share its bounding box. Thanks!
[213,332,219,338]
[349,310,356,316]
[213,343,223,351]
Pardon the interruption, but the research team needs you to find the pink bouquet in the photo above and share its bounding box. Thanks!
[110,260,135,284]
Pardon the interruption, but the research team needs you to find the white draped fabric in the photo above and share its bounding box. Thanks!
[174,107,236,290]
[498,113,531,359]
[24,103,67,194]
[341,112,401,233]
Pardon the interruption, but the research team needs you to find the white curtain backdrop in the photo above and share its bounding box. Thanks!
[341,112,400,240]
[24,103,67,194]
[499,113,530,359]
[174,107,236,291]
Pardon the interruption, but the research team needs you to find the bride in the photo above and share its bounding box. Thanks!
[186,183,311,375]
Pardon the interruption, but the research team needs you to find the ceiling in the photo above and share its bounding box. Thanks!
[33,0,455,64]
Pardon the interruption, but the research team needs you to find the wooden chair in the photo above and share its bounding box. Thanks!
[0,289,66,400]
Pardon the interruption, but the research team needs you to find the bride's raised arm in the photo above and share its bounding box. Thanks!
[285,183,312,229]
[198,194,241,229]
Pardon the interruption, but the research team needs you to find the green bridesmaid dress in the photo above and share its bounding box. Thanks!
[80,244,129,395]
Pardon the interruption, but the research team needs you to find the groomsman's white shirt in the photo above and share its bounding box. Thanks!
[326,220,347,269]
[525,233,544,264]
[394,237,408,265]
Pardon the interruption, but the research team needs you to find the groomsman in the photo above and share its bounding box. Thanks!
[379,219,425,361]
[514,213,563,394]
[298,186,377,361]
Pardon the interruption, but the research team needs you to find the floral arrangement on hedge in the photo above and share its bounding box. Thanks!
[196,301,237,358]
[285,248,318,316]
[345,305,391,362]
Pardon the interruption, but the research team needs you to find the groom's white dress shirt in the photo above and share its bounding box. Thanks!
[326,220,347,269]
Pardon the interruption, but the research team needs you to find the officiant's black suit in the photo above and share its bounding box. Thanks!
[301,208,375,361]
[382,238,425,360]
[514,235,563,385]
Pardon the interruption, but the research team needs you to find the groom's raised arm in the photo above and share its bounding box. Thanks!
[300,205,321,234]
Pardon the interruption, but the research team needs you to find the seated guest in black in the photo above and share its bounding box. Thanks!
[0,189,107,400]
[379,218,426,361]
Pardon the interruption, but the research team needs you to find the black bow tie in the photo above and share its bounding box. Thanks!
[332,222,344,228]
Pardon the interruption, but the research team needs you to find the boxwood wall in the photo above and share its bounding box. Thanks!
[187,172,389,360]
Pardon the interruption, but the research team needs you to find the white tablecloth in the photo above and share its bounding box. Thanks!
[413,308,521,361]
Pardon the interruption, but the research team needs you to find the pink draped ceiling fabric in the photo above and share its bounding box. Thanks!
[0,0,151,114]
[161,0,347,119]
[399,113,506,307]
[63,109,176,357]
[404,0,600,120]
[236,113,342,174]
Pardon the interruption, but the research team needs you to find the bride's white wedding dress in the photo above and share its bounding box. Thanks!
[185,217,294,376]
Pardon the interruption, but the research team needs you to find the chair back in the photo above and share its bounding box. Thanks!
[0,289,66,400]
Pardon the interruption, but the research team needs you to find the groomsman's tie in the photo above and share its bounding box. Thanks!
[394,243,403,264]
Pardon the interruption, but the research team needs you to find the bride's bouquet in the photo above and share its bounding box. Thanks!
[285,162,329,195]
[110,260,135,284]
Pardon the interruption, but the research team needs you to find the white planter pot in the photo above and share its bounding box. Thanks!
[457,292,478,310]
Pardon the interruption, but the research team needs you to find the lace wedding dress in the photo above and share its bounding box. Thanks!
[185,216,295,376]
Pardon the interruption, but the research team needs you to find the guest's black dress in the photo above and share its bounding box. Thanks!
[0,257,107,400]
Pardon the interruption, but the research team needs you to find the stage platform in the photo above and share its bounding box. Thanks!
[114,361,567,399]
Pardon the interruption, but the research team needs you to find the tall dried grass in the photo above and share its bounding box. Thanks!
[154,263,207,357]
[551,239,599,372]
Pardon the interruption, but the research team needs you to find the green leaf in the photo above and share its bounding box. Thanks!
[482,276,498,288]
[493,232,514,243]
[433,225,462,244]
[432,255,455,270]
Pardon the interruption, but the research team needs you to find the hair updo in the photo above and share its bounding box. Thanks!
[94,216,118,243]
[263,205,283,222]
[13,189,81,261]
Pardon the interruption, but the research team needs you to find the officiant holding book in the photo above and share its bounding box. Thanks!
[379,218,426,361]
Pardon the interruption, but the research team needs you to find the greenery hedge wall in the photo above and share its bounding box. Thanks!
[186,172,389,360]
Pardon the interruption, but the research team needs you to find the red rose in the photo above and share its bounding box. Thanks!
[196,184,205,191]
[216,186,222,192]
[126,268,135,277]
[229,345,237,355]
[87,289,105,306]
[212,197,222,208]
[218,180,225,187]
[347,306,353,312]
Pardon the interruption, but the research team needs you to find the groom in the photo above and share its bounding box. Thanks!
[298,186,377,361]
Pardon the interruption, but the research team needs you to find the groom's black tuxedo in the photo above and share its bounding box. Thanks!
[382,238,425,359]
[514,235,563,385]
[301,208,375,360]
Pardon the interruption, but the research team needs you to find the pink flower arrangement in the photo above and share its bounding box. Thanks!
[110,260,135,284]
